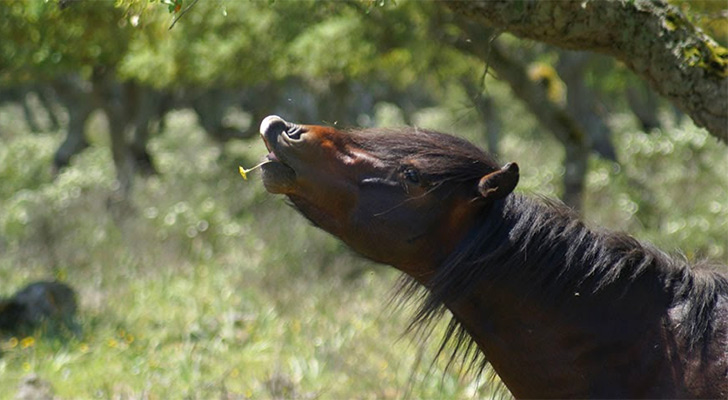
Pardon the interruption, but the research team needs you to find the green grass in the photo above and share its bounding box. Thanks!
[0,103,726,399]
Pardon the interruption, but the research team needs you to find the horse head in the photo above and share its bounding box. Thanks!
[258,115,518,278]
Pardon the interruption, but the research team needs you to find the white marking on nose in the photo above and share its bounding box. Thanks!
[259,115,287,135]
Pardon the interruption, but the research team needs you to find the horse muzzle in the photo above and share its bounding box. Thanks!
[258,115,299,194]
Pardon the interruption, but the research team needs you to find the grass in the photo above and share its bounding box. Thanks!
[0,102,726,399]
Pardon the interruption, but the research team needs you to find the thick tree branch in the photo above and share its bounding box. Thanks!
[445,0,728,143]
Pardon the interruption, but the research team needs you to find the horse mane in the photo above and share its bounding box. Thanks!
[337,126,727,385]
[396,192,728,378]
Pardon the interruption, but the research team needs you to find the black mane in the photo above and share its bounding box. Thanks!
[399,192,728,375]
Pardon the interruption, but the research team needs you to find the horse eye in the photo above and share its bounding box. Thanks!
[403,167,420,184]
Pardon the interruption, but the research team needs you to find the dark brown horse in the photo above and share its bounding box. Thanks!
[255,115,728,399]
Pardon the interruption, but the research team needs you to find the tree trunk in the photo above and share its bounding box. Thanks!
[444,0,728,143]
[129,85,165,176]
[92,68,135,196]
[556,51,617,162]
[563,140,589,212]
[51,75,95,171]
[626,81,662,132]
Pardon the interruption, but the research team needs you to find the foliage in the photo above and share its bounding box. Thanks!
[0,1,131,83]
[588,118,728,260]
[115,0,475,92]
[0,0,472,97]
[119,1,291,87]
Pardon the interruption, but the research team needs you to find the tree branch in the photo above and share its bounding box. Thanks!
[444,0,728,143]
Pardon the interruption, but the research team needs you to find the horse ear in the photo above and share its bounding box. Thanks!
[478,162,519,201]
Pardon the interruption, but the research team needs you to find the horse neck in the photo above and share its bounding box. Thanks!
[446,279,679,397]
[433,195,682,398]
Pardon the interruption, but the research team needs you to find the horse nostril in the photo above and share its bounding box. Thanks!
[259,115,288,136]
[287,125,304,140]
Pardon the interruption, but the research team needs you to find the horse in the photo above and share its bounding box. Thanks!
[254,115,728,398]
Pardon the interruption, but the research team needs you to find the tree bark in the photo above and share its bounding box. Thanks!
[445,0,728,143]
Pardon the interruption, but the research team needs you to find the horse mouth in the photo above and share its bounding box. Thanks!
[259,115,297,193]
[264,146,281,163]
[260,115,296,163]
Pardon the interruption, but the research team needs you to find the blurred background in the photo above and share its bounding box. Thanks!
[0,1,726,398]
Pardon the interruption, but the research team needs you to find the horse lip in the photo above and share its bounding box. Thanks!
[261,133,290,166]
[259,140,296,191]
[262,135,274,153]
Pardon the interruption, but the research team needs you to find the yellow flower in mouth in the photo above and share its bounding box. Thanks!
[239,161,271,180]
